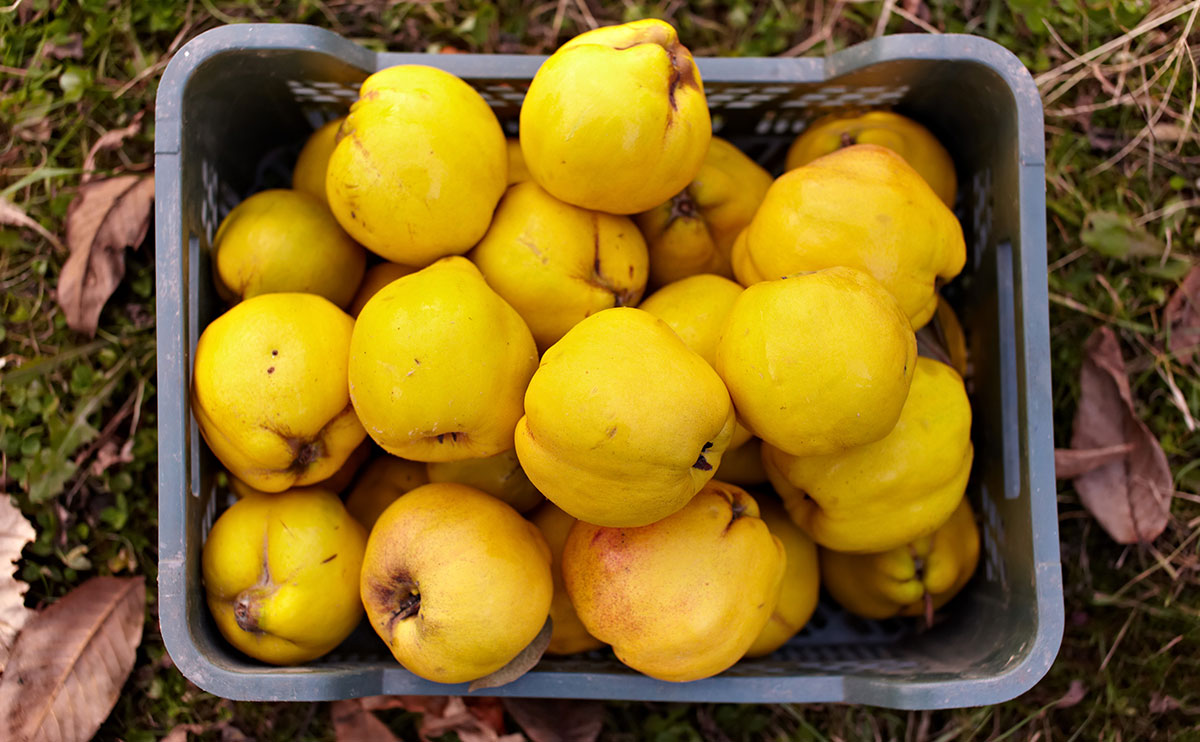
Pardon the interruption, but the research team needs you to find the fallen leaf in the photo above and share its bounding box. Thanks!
[1081,211,1164,259]
[469,617,552,692]
[503,698,605,742]
[0,576,146,742]
[1164,265,1200,372]
[421,697,523,742]
[0,198,66,252]
[1054,444,1134,479]
[57,175,154,336]
[82,112,145,181]
[161,723,209,742]
[360,695,447,715]
[1067,327,1172,543]
[42,35,83,60]
[1149,693,1182,713]
[89,439,134,477]
[0,496,35,674]
[332,699,400,742]
[1055,679,1087,709]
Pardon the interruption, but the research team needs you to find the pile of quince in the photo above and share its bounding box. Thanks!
[195,19,981,684]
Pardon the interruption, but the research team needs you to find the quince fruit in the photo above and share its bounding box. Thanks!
[516,307,735,527]
[427,448,543,513]
[528,502,605,655]
[345,455,430,531]
[506,138,531,185]
[202,488,366,664]
[637,137,772,286]
[360,482,552,683]
[713,438,767,487]
[292,117,344,205]
[715,266,916,457]
[764,357,973,553]
[563,481,785,682]
[211,189,365,307]
[349,257,538,462]
[822,498,979,620]
[469,181,649,350]
[785,112,957,207]
[348,262,416,317]
[192,293,366,492]
[326,65,506,265]
[744,498,819,658]
[520,19,710,214]
[732,144,965,328]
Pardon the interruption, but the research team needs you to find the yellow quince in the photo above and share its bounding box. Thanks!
[192,293,366,492]
[732,144,965,328]
[469,181,649,350]
[292,117,344,205]
[345,455,430,531]
[764,357,973,553]
[822,498,979,620]
[715,267,916,457]
[326,65,506,265]
[520,19,710,214]
[516,307,735,527]
[528,502,605,655]
[636,137,772,287]
[785,111,957,207]
[349,257,538,462]
[211,189,365,307]
[202,488,366,665]
[744,498,819,658]
[348,262,416,317]
[427,448,543,513]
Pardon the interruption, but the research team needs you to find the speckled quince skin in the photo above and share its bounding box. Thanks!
[636,137,772,287]
[744,498,819,658]
[764,357,973,554]
[191,293,366,493]
[821,497,979,620]
[528,501,605,656]
[360,482,552,684]
[785,112,957,207]
[520,19,710,215]
[732,144,965,328]
[715,266,916,458]
[563,481,785,682]
[515,307,735,528]
[202,488,366,665]
[325,65,506,265]
[211,189,365,308]
[469,181,649,351]
[348,257,538,463]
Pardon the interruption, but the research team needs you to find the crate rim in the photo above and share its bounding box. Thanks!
[155,23,1062,708]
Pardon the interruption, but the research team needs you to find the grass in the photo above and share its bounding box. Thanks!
[1,0,1198,739]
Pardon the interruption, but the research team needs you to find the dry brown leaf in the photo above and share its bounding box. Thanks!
[360,695,447,714]
[42,35,83,60]
[0,199,66,252]
[0,496,36,674]
[0,576,145,742]
[420,697,523,742]
[332,699,400,742]
[57,175,154,336]
[1068,327,1172,544]
[1149,693,1182,713]
[1055,679,1087,709]
[469,617,552,692]
[82,112,145,181]
[1054,444,1135,479]
[503,698,605,742]
[89,439,134,477]
[1164,266,1200,372]
[161,723,209,742]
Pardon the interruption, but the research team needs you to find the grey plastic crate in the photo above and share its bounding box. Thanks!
[155,24,1062,708]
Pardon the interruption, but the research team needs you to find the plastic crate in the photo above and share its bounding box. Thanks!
[155,23,1062,708]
